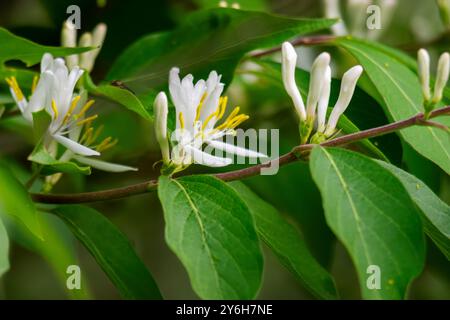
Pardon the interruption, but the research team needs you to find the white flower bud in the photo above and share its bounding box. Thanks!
[79,32,93,71]
[325,65,363,136]
[61,21,78,69]
[317,66,331,133]
[418,48,431,102]
[306,52,330,119]
[281,42,306,121]
[432,52,450,103]
[323,0,347,36]
[154,92,170,163]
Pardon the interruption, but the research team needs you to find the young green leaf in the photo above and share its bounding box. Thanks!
[0,218,9,278]
[0,164,41,238]
[54,205,162,300]
[158,175,263,299]
[377,161,450,260]
[28,142,91,176]
[106,8,336,94]
[310,147,425,299]
[337,37,450,175]
[229,181,338,300]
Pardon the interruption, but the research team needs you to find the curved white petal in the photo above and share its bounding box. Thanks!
[317,66,331,132]
[73,155,137,172]
[433,52,450,103]
[53,134,100,156]
[41,53,54,73]
[306,52,330,118]
[418,49,431,101]
[184,144,232,167]
[207,140,267,158]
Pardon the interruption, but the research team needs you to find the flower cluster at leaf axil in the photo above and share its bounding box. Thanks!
[417,48,450,115]
[5,23,137,177]
[154,68,266,175]
[281,41,364,144]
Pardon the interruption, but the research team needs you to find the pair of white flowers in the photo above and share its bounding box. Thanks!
[154,68,266,171]
[6,26,136,173]
[281,42,363,143]
[417,49,450,111]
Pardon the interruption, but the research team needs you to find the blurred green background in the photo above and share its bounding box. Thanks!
[0,0,449,299]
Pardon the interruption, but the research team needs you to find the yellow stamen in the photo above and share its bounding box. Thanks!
[6,77,25,101]
[51,99,59,119]
[88,125,104,145]
[76,114,98,126]
[201,112,217,130]
[216,96,228,121]
[63,95,82,124]
[79,127,94,144]
[74,100,95,119]
[31,75,39,93]
[179,112,185,129]
[97,138,118,152]
[195,92,207,122]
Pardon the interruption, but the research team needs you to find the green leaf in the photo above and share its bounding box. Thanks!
[92,84,152,121]
[0,218,9,278]
[0,164,41,238]
[310,147,425,299]
[106,8,336,94]
[377,161,450,260]
[158,175,263,299]
[0,27,92,67]
[229,181,337,300]
[336,37,450,175]
[54,205,162,300]
[28,142,91,176]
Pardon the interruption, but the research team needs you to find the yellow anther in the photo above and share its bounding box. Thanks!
[63,95,82,124]
[201,111,217,130]
[76,114,98,126]
[88,125,104,145]
[216,96,228,120]
[97,138,118,152]
[31,75,39,93]
[6,77,25,101]
[51,99,59,119]
[74,100,95,119]
[195,92,207,122]
[79,127,94,144]
[179,112,185,129]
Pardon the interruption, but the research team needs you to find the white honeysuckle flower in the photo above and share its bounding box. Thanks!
[281,42,307,121]
[6,53,136,172]
[433,52,450,103]
[417,48,450,107]
[306,52,331,119]
[154,67,266,171]
[324,65,364,136]
[281,43,363,141]
[418,49,431,101]
[61,21,107,72]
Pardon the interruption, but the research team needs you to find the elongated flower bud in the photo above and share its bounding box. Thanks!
[418,49,431,102]
[61,21,78,69]
[432,52,450,103]
[79,32,93,71]
[317,66,331,133]
[306,52,330,119]
[154,92,170,164]
[86,23,107,71]
[281,42,306,121]
[325,65,363,136]
[437,0,450,28]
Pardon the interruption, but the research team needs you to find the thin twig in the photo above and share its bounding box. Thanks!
[30,106,450,204]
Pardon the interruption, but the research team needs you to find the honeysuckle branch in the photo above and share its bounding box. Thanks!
[248,35,336,59]
[30,105,450,204]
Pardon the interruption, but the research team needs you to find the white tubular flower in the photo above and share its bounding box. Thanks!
[325,65,364,136]
[433,52,450,103]
[6,53,136,172]
[61,21,79,69]
[155,67,266,169]
[154,92,170,164]
[323,0,348,36]
[61,22,107,73]
[281,42,306,121]
[317,66,332,133]
[306,52,331,119]
[418,49,431,102]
